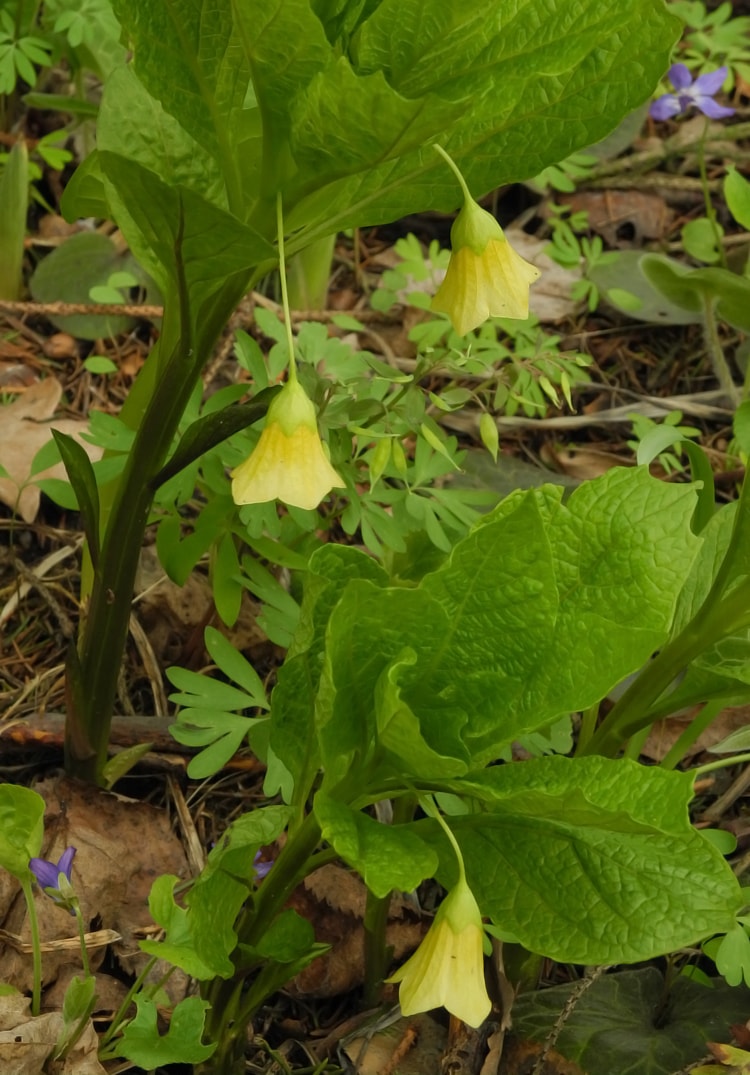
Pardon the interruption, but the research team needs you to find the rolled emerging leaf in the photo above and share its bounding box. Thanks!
[231,379,344,511]
[432,197,540,335]
[387,875,491,1027]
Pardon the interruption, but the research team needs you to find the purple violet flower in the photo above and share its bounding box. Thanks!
[650,64,734,121]
[253,851,273,881]
[29,846,76,891]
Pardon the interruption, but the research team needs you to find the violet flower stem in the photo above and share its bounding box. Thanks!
[73,904,90,979]
[697,120,728,271]
[21,877,42,1016]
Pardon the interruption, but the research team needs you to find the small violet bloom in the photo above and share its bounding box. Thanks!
[253,851,273,881]
[29,846,77,913]
[649,64,734,121]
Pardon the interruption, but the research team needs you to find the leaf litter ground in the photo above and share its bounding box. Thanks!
[2,83,750,1075]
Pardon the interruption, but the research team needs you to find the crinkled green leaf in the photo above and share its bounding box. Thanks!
[375,650,469,779]
[270,546,388,797]
[428,757,741,964]
[110,0,255,207]
[286,0,680,237]
[418,467,699,760]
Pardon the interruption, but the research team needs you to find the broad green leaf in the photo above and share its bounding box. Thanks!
[419,467,699,759]
[0,785,45,880]
[726,166,750,231]
[110,0,255,212]
[315,794,438,897]
[96,152,274,307]
[182,807,291,975]
[51,430,100,568]
[29,232,141,339]
[286,0,680,238]
[117,995,215,1067]
[98,65,226,210]
[269,545,388,797]
[249,908,317,964]
[429,757,741,964]
[202,804,291,882]
[513,968,750,1075]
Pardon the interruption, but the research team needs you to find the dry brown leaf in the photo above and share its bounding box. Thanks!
[0,775,189,994]
[642,704,750,764]
[343,1013,447,1075]
[0,378,101,522]
[566,190,671,247]
[540,444,630,481]
[286,864,424,998]
[0,994,105,1074]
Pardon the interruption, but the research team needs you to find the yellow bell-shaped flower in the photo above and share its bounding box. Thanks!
[432,196,541,335]
[387,875,491,1027]
[231,379,344,511]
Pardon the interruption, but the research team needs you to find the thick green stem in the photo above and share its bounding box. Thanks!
[286,234,336,311]
[362,885,391,1007]
[584,577,750,757]
[65,326,195,782]
[660,698,724,771]
[65,207,263,782]
[201,813,323,1071]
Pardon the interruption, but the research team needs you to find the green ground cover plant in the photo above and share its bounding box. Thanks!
[3,1,750,1072]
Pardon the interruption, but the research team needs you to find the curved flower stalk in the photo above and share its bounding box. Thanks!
[231,193,344,512]
[387,800,491,1027]
[431,145,540,335]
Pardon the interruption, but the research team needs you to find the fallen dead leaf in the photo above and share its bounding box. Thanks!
[643,704,750,764]
[0,377,101,522]
[286,864,424,998]
[0,775,189,996]
[0,993,105,1074]
[539,444,630,481]
[566,190,671,247]
[343,1012,447,1075]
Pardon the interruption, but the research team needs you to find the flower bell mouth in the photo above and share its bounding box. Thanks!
[430,148,540,335]
[231,379,345,511]
[386,874,491,1027]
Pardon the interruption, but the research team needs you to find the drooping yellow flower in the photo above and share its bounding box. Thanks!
[432,194,541,336]
[231,378,344,511]
[387,875,491,1027]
